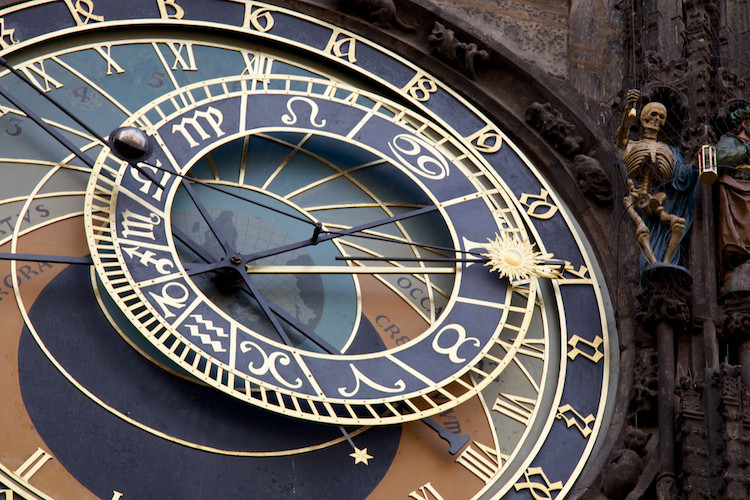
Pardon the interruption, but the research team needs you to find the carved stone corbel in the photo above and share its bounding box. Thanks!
[572,154,613,206]
[525,102,584,158]
[346,0,415,32]
[427,21,488,79]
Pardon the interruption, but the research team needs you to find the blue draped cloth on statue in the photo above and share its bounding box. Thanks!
[639,146,697,272]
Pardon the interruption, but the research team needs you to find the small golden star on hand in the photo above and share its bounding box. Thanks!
[350,447,373,465]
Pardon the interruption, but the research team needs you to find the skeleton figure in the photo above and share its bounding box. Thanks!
[616,90,686,264]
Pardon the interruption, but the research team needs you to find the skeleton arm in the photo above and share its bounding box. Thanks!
[616,89,641,148]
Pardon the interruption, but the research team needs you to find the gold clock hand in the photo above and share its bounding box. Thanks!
[335,256,487,264]
[244,264,456,274]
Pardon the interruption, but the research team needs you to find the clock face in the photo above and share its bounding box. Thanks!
[0,1,616,499]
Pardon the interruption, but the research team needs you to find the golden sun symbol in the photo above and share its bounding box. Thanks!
[482,232,563,281]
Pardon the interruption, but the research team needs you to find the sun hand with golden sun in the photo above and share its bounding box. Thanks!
[482,232,565,281]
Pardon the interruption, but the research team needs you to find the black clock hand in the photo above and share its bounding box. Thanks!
[182,174,315,226]
[0,56,104,144]
[235,269,338,353]
[0,252,92,265]
[182,205,440,277]
[330,230,487,257]
[233,271,368,462]
[1,64,162,189]
[234,268,294,346]
[179,178,233,258]
[0,85,97,169]
[244,264,456,274]
[172,220,337,351]
[138,160,315,228]
[1,59,166,189]
[140,159,450,263]
[241,204,439,264]
[171,226,219,265]
[233,283,337,354]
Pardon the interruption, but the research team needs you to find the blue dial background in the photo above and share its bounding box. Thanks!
[18,265,399,499]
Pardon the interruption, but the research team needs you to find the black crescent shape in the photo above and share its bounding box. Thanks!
[19,264,400,498]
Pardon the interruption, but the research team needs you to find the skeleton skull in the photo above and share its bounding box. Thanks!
[640,102,667,132]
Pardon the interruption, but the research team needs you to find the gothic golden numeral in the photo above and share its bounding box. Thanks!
[556,262,593,285]
[111,492,124,500]
[228,0,276,32]
[63,0,104,25]
[0,490,12,500]
[247,5,275,32]
[324,29,357,63]
[513,466,563,500]
[241,51,273,77]
[567,334,604,363]
[455,441,504,484]
[166,42,197,71]
[465,123,503,153]
[0,19,19,49]
[93,45,125,75]
[14,447,53,482]
[408,482,445,500]
[498,337,545,360]
[556,403,596,437]
[519,189,559,220]
[402,72,438,102]
[171,106,226,147]
[492,392,536,426]
[156,0,184,19]
[19,60,63,93]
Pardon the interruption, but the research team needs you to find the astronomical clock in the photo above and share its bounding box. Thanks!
[0,1,617,498]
